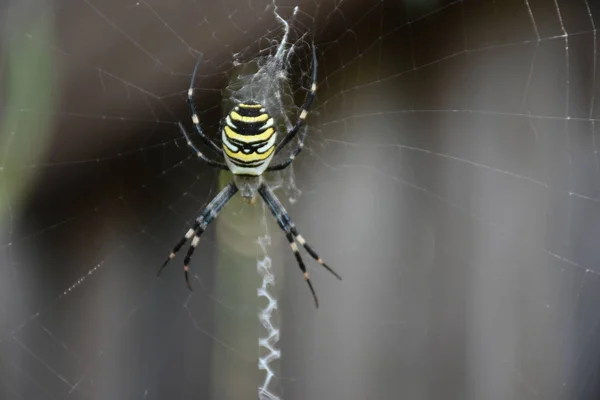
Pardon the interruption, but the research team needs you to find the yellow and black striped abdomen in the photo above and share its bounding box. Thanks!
[222,101,277,175]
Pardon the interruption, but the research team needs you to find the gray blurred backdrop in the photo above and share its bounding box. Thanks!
[1,0,600,399]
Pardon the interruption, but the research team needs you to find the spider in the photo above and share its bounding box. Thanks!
[158,44,341,308]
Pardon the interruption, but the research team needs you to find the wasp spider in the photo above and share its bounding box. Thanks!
[158,45,341,308]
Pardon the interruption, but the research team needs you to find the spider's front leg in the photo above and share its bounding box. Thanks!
[158,182,238,289]
[258,183,341,308]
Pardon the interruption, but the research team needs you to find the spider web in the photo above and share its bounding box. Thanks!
[1,0,600,399]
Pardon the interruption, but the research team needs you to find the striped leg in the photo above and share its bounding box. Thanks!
[273,43,317,156]
[187,54,224,155]
[259,185,319,307]
[157,219,200,277]
[265,132,305,171]
[178,123,228,170]
[158,183,238,290]
[284,229,320,308]
[289,225,342,280]
[260,183,341,279]
[258,183,341,308]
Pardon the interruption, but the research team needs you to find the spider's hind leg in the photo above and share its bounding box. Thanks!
[178,123,228,170]
[186,54,224,155]
[274,43,318,156]
[266,44,318,172]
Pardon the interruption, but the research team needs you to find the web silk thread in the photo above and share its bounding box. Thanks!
[257,234,281,400]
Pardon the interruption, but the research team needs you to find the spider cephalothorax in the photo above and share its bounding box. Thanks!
[158,45,341,308]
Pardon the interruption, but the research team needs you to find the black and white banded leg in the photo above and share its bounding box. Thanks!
[269,43,317,170]
[186,54,224,155]
[178,123,229,170]
[258,183,341,308]
[266,124,308,172]
[158,183,238,290]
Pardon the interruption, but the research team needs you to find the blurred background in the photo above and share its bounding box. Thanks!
[1,0,600,399]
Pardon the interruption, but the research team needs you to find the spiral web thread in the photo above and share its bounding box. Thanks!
[257,226,281,400]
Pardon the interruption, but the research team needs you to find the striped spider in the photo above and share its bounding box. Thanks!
[158,45,341,308]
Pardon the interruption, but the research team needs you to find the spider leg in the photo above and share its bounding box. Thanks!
[273,43,317,156]
[158,182,238,290]
[260,183,342,280]
[259,185,318,307]
[178,123,229,170]
[157,219,200,276]
[187,54,224,155]
[284,229,319,308]
[290,227,343,280]
[259,184,341,308]
[265,130,306,172]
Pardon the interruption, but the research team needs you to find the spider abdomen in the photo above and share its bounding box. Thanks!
[222,101,277,176]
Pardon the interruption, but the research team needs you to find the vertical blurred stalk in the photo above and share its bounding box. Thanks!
[0,0,56,226]
[211,170,284,399]
[0,0,55,377]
